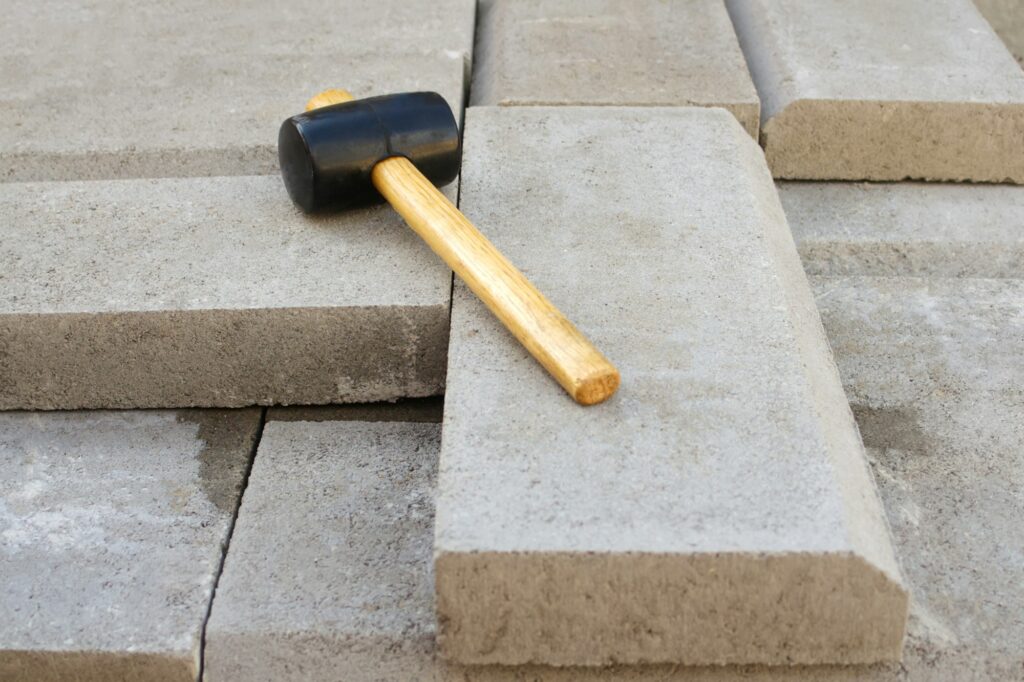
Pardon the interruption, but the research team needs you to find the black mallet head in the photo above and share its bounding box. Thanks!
[278,91,461,212]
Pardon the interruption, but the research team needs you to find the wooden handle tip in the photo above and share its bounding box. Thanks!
[573,365,620,406]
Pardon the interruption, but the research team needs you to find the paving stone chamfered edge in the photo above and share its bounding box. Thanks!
[433,106,907,667]
[726,0,1024,182]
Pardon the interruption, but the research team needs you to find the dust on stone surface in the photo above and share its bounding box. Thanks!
[174,409,260,513]
[852,404,935,457]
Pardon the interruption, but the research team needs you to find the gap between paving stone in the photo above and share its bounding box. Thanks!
[197,407,267,682]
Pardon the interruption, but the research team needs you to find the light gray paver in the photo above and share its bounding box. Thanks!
[203,419,441,682]
[472,0,760,136]
[780,182,1024,277]
[201,279,1024,681]
[0,0,474,181]
[434,106,906,666]
[727,0,1024,182]
[0,408,260,681]
[0,175,452,410]
[975,0,1024,65]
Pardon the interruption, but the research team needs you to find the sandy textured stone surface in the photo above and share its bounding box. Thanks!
[781,182,1024,277]
[434,106,905,667]
[0,0,474,181]
[975,0,1024,64]
[727,0,1024,182]
[0,175,452,409]
[0,408,260,681]
[472,0,759,136]
[203,419,441,682]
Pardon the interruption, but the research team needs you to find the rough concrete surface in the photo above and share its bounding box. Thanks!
[0,175,452,409]
[0,408,260,681]
[203,279,1024,680]
[727,0,1024,182]
[434,106,906,667]
[0,0,474,181]
[975,0,1024,65]
[203,420,441,682]
[781,182,1024,278]
[471,0,759,136]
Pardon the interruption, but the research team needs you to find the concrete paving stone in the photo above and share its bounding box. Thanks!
[434,106,906,667]
[201,279,1024,681]
[780,182,1024,278]
[0,175,452,409]
[0,0,475,182]
[471,0,760,136]
[266,396,444,424]
[726,0,1024,182]
[202,419,442,682]
[0,408,260,682]
[975,0,1024,65]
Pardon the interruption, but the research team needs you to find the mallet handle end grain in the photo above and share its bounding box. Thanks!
[306,90,620,405]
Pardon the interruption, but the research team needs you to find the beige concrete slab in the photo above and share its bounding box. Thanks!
[0,408,260,681]
[472,0,760,136]
[0,175,452,409]
[0,0,475,181]
[434,106,906,667]
[780,182,1024,277]
[727,0,1024,182]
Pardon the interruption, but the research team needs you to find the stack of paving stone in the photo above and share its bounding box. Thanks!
[1,1,1022,681]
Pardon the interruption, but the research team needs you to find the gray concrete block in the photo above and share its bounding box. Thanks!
[975,0,1024,65]
[780,182,1024,277]
[0,175,452,409]
[0,0,474,181]
[434,106,906,666]
[203,419,441,682]
[726,0,1024,182]
[472,0,760,137]
[0,408,260,681]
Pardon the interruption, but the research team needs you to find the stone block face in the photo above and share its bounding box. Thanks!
[471,0,760,136]
[0,175,452,409]
[203,419,441,682]
[726,0,1024,182]
[0,408,260,681]
[780,182,1024,277]
[0,0,474,181]
[433,106,906,667]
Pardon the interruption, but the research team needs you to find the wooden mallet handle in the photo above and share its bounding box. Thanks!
[306,90,620,405]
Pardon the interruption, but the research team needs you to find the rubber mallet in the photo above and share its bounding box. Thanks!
[278,89,619,405]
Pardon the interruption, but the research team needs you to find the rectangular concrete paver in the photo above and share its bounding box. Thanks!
[471,0,760,136]
[0,175,452,409]
[0,0,474,181]
[203,418,441,682]
[727,0,1024,182]
[0,408,260,681]
[780,182,1024,277]
[434,106,906,667]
